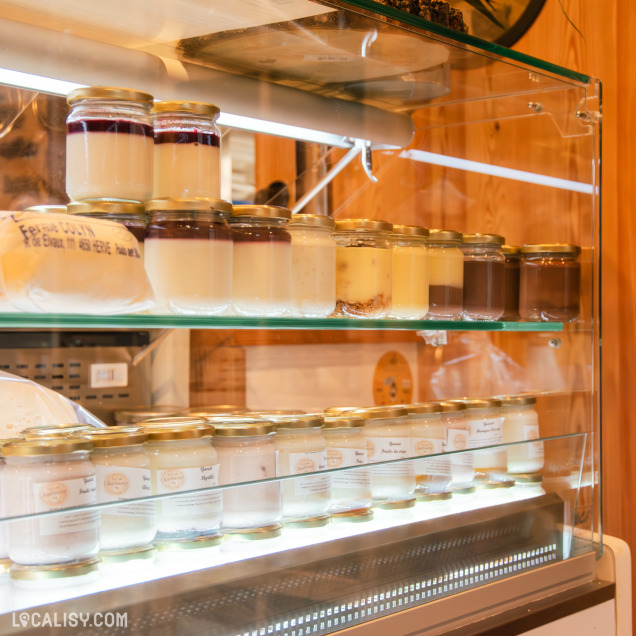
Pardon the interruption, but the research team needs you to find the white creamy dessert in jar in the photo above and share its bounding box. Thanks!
[500,394,544,474]
[390,225,429,320]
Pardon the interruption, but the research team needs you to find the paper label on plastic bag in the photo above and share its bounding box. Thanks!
[156,465,221,516]
[523,424,545,459]
[95,465,155,517]
[288,450,330,495]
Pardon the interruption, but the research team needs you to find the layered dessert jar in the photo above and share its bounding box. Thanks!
[143,418,222,546]
[461,233,505,321]
[212,419,282,535]
[502,245,522,321]
[437,401,474,492]
[500,394,544,474]
[519,244,581,322]
[66,86,153,203]
[230,205,292,317]
[1,438,100,571]
[274,415,330,527]
[333,219,393,318]
[288,214,336,318]
[67,200,148,257]
[145,198,233,315]
[405,402,451,500]
[152,100,221,200]
[389,225,429,320]
[86,427,156,556]
[354,406,415,509]
[426,229,464,319]
[323,415,372,520]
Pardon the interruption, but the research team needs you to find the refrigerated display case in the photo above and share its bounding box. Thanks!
[0,0,610,633]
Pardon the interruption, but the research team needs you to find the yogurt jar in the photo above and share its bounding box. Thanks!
[334,219,393,318]
[288,214,336,318]
[66,86,153,203]
[353,406,415,508]
[1,438,99,567]
[390,225,429,319]
[145,198,233,315]
[86,427,156,554]
[500,394,544,474]
[230,205,292,317]
[426,230,464,320]
[143,418,222,545]
[437,401,474,491]
[323,416,372,519]
[212,419,282,533]
[274,415,330,527]
[152,100,221,200]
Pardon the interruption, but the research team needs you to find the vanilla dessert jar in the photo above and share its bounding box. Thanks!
[152,101,221,200]
[460,398,506,479]
[288,214,336,318]
[390,225,429,319]
[145,198,233,315]
[66,86,153,203]
[334,219,393,318]
[143,418,222,542]
[1,438,99,566]
[274,416,330,526]
[230,205,292,317]
[426,230,464,319]
[500,395,544,474]
[438,401,474,490]
[87,428,156,553]
[212,419,282,531]
[354,406,415,507]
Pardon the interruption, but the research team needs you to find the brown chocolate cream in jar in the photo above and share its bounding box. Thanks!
[501,245,521,321]
[519,244,581,322]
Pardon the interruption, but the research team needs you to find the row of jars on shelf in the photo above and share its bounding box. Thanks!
[36,198,581,321]
[0,396,543,581]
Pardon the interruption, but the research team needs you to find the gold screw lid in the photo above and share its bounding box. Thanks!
[23,204,67,214]
[152,100,220,117]
[457,398,502,410]
[502,245,522,255]
[146,198,233,215]
[21,424,97,439]
[323,416,365,429]
[270,415,325,429]
[182,405,246,417]
[498,394,537,406]
[115,405,184,424]
[436,401,466,412]
[353,405,408,419]
[85,428,148,447]
[3,437,93,456]
[247,409,306,417]
[142,417,213,440]
[520,243,581,256]
[403,402,443,415]
[428,229,463,244]
[213,420,277,436]
[324,406,360,415]
[10,557,101,581]
[67,86,153,105]
[67,200,147,216]
[231,205,291,220]
[289,214,335,228]
[462,233,505,245]
[334,218,393,232]
[391,224,429,238]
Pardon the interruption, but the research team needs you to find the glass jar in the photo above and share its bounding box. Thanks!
[354,406,415,508]
[426,229,464,320]
[0,439,12,567]
[461,233,505,321]
[86,428,156,554]
[67,200,148,258]
[390,225,429,320]
[404,402,451,499]
[1,438,99,567]
[115,405,185,425]
[145,198,233,315]
[230,205,292,317]
[459,398,506,480]
[502,245,521,321]
[212,419,282,533]
[288,214,336,318]
[519,244,581,322]
[143,418,222,544]
[66,86,154,203]
[333,219,393,318]
[152,100,221,200]
[274,415,330,526]
[437,401,474,491]
[500,394,544,474]
[20,424,98,439]
[323,416,372,519]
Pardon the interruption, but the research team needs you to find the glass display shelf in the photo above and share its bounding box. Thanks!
[0,314,565,332]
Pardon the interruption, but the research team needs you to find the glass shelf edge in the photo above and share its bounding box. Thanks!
[0,314,565,331]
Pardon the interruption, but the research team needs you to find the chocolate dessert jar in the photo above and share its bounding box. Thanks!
[426,229,464,320]
[502,245,522,321]
[461,233,505,321]
[229,205,292,316]
[519,244,581,322]
[144,198,233,315]
[333,219,393,318]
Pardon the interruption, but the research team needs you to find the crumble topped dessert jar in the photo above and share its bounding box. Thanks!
[66,86,154,203]
[333,219,393,318]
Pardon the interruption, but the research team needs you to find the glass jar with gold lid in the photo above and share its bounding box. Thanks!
[20,423,99,439]
[500,394,544,474]
[502,245,522,321]
[390,225,429,320]
[426,229,464,319]
[437,401,474,492]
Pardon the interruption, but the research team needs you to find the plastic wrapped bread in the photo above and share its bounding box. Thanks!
[0,211,155,314]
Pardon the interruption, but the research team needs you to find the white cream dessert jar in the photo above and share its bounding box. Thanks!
[500,394,544,474]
